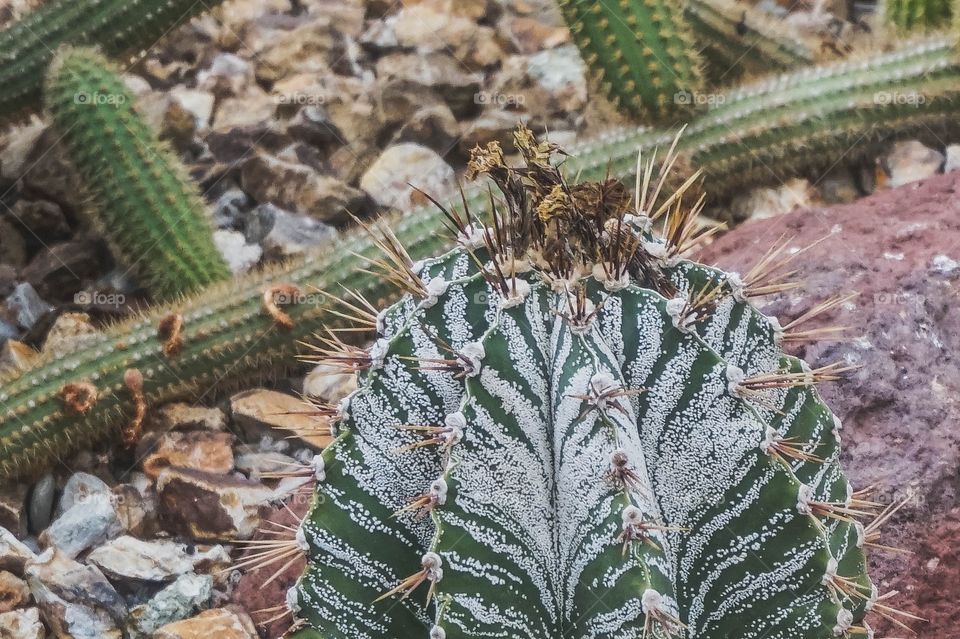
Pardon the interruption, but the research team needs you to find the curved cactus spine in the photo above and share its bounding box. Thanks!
[556,0,704,121]
[0,126,673,483]
[280,129,898,639]
[44,47,231,300]
[881,0,954,32]
[0,0,225,120]
[683,0,817,80]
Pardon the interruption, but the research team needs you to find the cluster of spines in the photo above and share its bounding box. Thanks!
[557,0,704,121]
[0,0,225,120]
[881,0,954,32]
[241,133,916,638]
[44,47,232,300]
[683,0,817,81]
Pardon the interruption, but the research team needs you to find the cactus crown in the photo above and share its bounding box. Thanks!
[282,128,888,639]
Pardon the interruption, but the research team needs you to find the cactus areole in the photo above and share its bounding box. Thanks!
[284,128,880,639]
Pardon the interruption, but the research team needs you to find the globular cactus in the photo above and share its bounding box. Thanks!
[274,129,905,639]
[683,0,817,81]
[44,47,231,300]
[557,0,704,121]
[0,0,224,120]
[881,0,953,32]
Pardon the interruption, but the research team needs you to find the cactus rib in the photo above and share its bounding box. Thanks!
[0,0,225,120]
[45,47,232,300]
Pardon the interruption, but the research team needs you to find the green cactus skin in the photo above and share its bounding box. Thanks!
[0,127,672,483]
[44,48,232,300]
[287,134,877,639]
[0,0,224,120]
[557,0,704,121]
[683,36,960,200]
[683,0,816,81]
[882,0,953,32]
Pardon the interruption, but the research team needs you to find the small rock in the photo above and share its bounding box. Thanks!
[169,88,216,133]
[817,166,861,204]
[213,230,262,274]
[231,388,335,449]
[197,53,255,97]
[0,340,36,376]
[302,363,358,403]
[254,17,349,83]
[0,570,29,613]
[0,527,35,576]
[930,254,959,275]
[55,472,111,519]
[87,536,229,583]
[0,486,27,537]
[0,607,44,639]
[213,189,253,230]
[41,312,98,357]
[944,144,960,173]
[286,105,343,151]
[155,468,275,541]
[375,52,483,118]
[127,573,213,639]
[39,495,122,558]
[500,15,570,54]
[110,484,150,537]
[153,403,228,432]
[360,143,455,210]
[241,155,369,223]
[883,140,944,188]
[7,199,71,242]
[25,548,126,639]
[0,118,46,181]
[235,450,301,479]
[492,46,587,123]
[21,240,107,301]
[728,178,819,222]
[395,104,460,154]
[4,284,51,332]
[154,607,257,639]
[20,128,83,206]
[393,5,503,67]
[259,205,337,259]
[212,89,277,131]
[456,108,524,156]
[26,474,55,535]
[0,217,26,268]
[141,431,235,479]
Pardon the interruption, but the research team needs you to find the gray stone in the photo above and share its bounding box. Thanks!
[87,536,229,583]
[944,144,960,173]
[395,104,460,154]
[0,607,45,639]
[260,205,337,259]
[25,548,126,639]
[213,188,253,230]
[213,230,262,274]
[26,474,54,535]
[39,495,122,559]
[5,284,51,332]
[375,52,483,118]
[360,143,455,210]
[55,472,112,519]
[0,527,35,576]
[127,573,213,639]
[883,140,944,188]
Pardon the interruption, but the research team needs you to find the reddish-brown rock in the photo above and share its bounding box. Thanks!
[699,171,960,638]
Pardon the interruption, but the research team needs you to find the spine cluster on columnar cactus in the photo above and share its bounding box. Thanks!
[271,128,896,639]
[683,0,817,81]
[881,0,954,32]
[0,0,224,120]
[557,0,704,120]
[44,47,231,300]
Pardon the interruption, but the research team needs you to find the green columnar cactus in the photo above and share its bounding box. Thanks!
[0,126,673,482]
[0,0,225,120]
[44,48,231,299]
[882,0,953,31]
[286,130,881,639]
[556,0,704,121]
[683,36,960,200]
[683,0,816,81]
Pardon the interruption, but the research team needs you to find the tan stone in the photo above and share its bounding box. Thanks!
[154,607,258,639]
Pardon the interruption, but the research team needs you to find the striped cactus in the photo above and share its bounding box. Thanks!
[267,129,898,639]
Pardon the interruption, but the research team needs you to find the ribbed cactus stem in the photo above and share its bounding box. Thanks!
[557,0,704,121]
[44,47,232,299]
[0,0,225,120]
[684,0,817,80]
[881,0,954,32]
[282,128,887,639]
